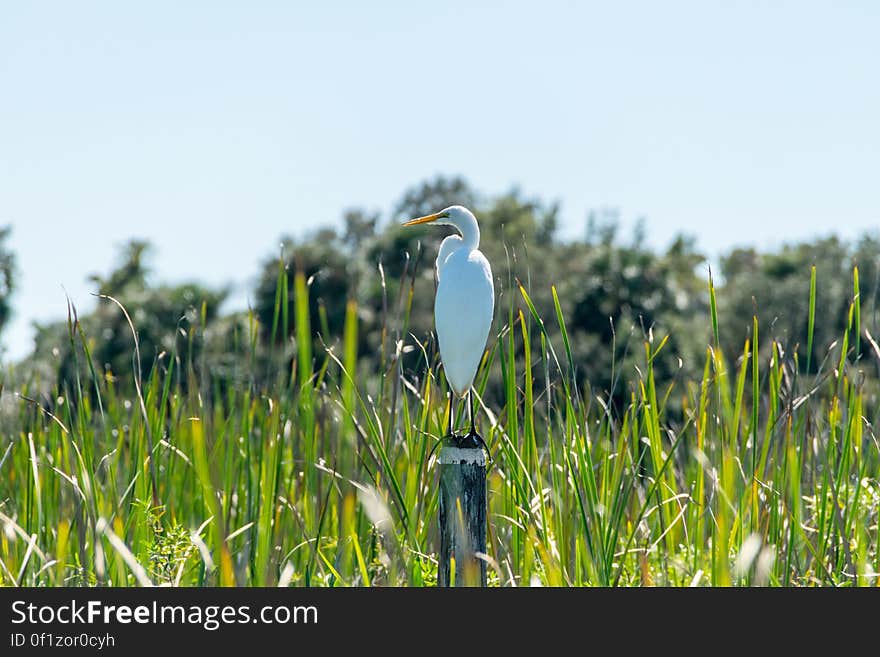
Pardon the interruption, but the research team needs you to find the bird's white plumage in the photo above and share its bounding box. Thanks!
[435,242,494,396]
[403,205,494,397]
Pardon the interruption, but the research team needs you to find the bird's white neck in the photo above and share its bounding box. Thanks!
[448,213,480,250]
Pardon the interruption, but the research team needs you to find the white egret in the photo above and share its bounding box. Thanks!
[403,205,494,445]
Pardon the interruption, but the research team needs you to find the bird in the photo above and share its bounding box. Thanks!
[403,205,494,447]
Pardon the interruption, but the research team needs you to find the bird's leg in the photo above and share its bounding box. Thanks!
[463,389,489,454]
[468,388,476,436]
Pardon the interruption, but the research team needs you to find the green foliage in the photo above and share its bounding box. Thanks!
[2,255,877,587]
[3,176,880,587]
[137,502,198,585]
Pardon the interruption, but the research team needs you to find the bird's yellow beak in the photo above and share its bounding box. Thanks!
[402,211,448,227]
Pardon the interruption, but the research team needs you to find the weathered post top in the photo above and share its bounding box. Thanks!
[438,446,487,467]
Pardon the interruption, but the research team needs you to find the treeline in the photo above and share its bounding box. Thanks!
[11,176,880,408]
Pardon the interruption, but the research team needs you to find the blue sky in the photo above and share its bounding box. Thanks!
[1,1,878,359]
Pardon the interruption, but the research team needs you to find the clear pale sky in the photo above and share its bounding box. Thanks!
[1,1,878,360]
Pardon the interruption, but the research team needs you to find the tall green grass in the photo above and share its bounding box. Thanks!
[0,259,877,587]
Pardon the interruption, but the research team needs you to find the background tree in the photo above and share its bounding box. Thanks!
[11,176,880,418]
[28,240,228,398]
[0,226,17,346]
[717,236,864,372]
[561,214,707,406]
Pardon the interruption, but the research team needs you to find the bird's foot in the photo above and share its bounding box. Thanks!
[457,430,488,454]
[429,431,488,460]
[428,429,463,461]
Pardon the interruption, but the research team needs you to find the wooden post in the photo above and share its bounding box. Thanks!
[438,444,487,587]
